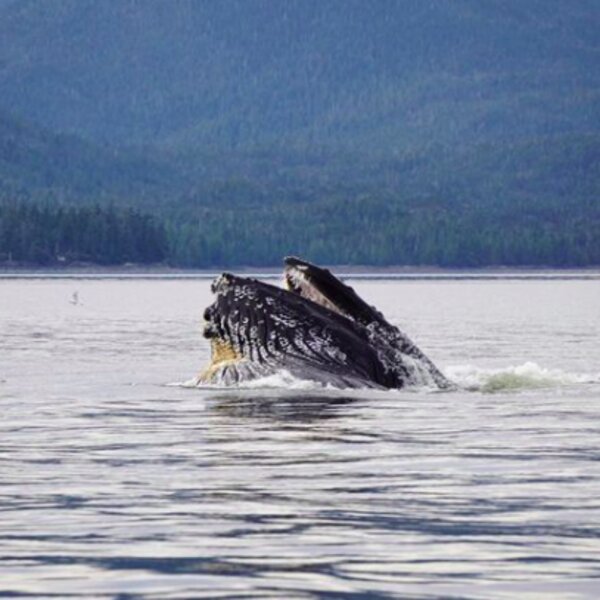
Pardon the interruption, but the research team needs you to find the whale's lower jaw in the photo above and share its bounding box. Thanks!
[197,338,386,389]
[197,336,446,390]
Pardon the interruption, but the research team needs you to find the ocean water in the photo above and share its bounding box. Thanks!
[1,275,599,599]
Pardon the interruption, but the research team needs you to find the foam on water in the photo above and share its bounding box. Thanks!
[171,370,334,391]
[239,370,338,390]
[172,361,600,395]
[445,361,600,393]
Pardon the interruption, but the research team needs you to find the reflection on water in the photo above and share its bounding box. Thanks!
[210,393,358,422]
[1,278,599,598]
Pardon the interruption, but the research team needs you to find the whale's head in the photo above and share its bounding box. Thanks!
[198,272,391,388]
[283,256,384,326]
[196,261,450,390]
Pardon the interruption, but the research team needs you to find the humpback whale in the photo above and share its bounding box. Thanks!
[197,257,451,390]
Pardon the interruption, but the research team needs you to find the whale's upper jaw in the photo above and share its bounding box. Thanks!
[283,256,383,326]
[283,258,345,318]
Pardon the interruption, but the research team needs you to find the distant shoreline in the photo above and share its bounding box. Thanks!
[1,263,599,279]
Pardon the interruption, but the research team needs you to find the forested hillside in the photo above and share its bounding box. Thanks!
[0,202,167,265]
[2,192,597,268]
[0,1,598,267]
[1,1,597,150]
[0,110,180,204]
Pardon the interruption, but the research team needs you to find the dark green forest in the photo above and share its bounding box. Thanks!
[1,194,598,268]
[1,122,597,267]
[0,202,167,265]
[0,1,598,268]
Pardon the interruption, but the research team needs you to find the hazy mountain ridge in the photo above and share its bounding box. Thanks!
[0,0,597,151]
[0,1,598,266]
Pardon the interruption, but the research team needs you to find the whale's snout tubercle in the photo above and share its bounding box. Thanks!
[211,272,235,294]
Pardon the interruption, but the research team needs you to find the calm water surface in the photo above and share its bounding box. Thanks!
[1,277,599,599]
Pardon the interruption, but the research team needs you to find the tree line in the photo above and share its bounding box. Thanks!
[0,202,167,265]
[1,197,598,268]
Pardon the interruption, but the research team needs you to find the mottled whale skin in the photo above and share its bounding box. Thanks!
[197,258,451,390]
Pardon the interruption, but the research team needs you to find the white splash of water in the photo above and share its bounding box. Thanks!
[170,370,331,391]
[238,370,335,390]
[170,362,600,394]
[444,361,600,393]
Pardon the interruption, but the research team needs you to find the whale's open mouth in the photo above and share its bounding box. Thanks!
[283,258,345,317]
[283,256,384,326]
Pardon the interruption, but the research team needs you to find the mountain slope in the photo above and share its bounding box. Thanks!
[0,0,597,154]
[0,109,180,203]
